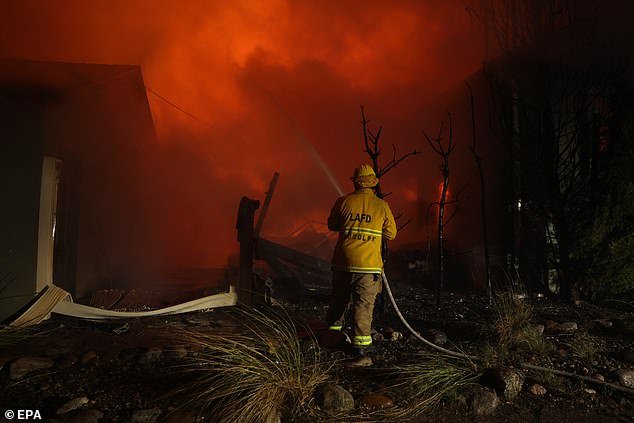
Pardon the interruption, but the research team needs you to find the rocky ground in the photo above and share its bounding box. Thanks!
[0,284,633,422]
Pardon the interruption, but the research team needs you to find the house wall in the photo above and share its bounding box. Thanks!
[0,91,48,321]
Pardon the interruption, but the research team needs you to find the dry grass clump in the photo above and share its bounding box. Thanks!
[491,290,535,349]
[384,352,479,419]
[568,330,601,363]
[175,307,333,423]
[481,288,554,369]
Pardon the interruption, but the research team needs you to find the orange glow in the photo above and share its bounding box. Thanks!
[0,1,483,271]
[438,181,450,202]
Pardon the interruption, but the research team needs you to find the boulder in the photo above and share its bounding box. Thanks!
[56,396,90,415]
[559,322,578,333]
[316,383,355,413]
[359,393,394,409]
[528,384,546,396]
[482,367,525,400]
[166,410,198,423]
[9,356,55,380]
[80,351,99,365]
[616,369,634,388]
[390,331,404,342]
[465,386,499,416]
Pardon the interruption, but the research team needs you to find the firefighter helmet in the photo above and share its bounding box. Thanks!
[351,163,379,188]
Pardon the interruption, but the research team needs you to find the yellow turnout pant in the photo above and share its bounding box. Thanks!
[326,271,382,347]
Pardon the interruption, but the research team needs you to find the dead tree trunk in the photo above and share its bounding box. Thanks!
[467,84,492,305]
[236,197,260,306]
[425,114,456,309]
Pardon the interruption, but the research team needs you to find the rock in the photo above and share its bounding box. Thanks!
[545,320,578,334]
[483,367,525,400]
[466,386,499,416]
[372,332,385,342]
[593,373,605,382]
[390,331,404,342]
[9,356,55,380]
[138,347,162,366]
[348,356,373,367]
[165,346,188,360]
[56,396,90,415]
[80,351,99,365]
[56,353,78,369]
[531,324,545,336]
[616,369,634,388]
[528,384,546,396]
[422,329,448,345]
[187,345,204,356]
[67,409,104,423]
[317,383,354,413]
[359,393,394,409]
[559,322,578,333]
[131,408,161,423]
[166,410,199,423]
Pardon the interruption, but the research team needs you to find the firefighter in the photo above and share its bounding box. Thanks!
[326,163,397,359]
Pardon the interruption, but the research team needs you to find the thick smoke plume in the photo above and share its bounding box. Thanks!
[0,1,483,285]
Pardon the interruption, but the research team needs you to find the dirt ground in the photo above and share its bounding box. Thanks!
[0,283,633,422]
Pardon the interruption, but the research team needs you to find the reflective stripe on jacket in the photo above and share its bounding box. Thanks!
[328,188,397,273]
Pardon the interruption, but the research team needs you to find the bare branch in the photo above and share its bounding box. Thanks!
[398,218,412,231]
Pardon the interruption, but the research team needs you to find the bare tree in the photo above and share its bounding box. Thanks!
[425,113,456,308]
[467,84,492,305]
[359,106,421,319]
[360,106,420,227]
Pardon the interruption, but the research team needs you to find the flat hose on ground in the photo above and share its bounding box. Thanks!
[380,270,634,396]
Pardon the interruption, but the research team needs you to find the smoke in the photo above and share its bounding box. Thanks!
[0,1,483,279]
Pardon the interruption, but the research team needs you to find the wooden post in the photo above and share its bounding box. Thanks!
[254,172,279,238]
[236,197,260,306]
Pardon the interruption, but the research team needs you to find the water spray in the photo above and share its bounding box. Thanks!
[262,88,344,196]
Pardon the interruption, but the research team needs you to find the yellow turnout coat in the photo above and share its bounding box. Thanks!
[328,188,397,273]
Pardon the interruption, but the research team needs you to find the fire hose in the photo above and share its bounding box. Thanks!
[380,270,478,361]
[379,270,634,395]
